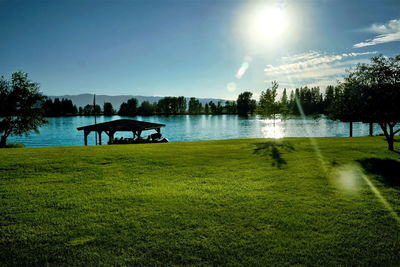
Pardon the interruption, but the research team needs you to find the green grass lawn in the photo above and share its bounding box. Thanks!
[0,137,399,266]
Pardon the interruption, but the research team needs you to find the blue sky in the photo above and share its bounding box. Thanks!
[0,0,399,99]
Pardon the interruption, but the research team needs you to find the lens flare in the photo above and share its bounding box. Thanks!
[227,82,237,92]
[236,62,249,79]
[334,165,363,194]
[360,171,400,225]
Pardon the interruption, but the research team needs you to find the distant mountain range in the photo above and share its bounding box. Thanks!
[48,94,227,108]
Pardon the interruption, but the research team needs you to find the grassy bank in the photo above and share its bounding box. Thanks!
[0,137,399,266]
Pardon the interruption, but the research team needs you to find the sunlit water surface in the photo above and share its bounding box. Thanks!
[9,115,382,147]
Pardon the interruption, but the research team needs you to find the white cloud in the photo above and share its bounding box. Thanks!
[263,51,375,89]
[354,19,400,48]
[370,19,400,34]
[281,51,320,62]
[264,51,375,76]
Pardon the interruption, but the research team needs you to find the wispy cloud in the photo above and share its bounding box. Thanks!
[264,51,376,89]
[281,51,320,62]
[265,51,375,76]
[354,19,400,48]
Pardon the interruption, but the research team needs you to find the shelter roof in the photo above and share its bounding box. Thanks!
[77,119,165,132]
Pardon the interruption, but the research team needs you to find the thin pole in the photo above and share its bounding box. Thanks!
[94,93,97,145]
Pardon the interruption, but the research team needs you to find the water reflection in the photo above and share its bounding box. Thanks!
[260,119,284,139]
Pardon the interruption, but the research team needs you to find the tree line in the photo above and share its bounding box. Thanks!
[39,85,353,117]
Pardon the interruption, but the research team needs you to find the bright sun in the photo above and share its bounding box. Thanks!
[250,6,289,40]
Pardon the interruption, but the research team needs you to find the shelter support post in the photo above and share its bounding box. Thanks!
[98,131,102,145]
[369,123,373,136]
[84,130,90,146]
[349,122,353,137]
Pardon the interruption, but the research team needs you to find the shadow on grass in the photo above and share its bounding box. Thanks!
[358,158,400,188]
[253,141,295,169]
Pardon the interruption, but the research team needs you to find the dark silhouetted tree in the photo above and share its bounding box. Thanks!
[138,101,156,115]
[103,102,114,116]
[237,91,256,116]
[118,98,138,116]
[42,98,77,116]
[0,71,47,147]
[328,83,362,137]
[333,55,400,150]
[258,81,280,119]
[204,103,210,114]
[83,104,101,115]
[324,85,335,114]
[224,101,237,114]
[210,101,223,115]
[280,88,289,117]
[188,97,202,114]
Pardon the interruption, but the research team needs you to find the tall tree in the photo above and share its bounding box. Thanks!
[204,103,210,114]
[324,85,335,114]
[0,72,47,147]
[224,101,237,114]
[138,101,156,115]
[118,98,138,116]
[157,97,172,115]
[103,102,114,116]
[237,91,256,116]
[258,81,280,119]
[326,55,400,147]
[211,101,223,115]
[177,96,187,114]
[209,101,217,115]
[338,55,400,150]
[188,97,202,114]
[280,88,289,117]
[328,83,362,137]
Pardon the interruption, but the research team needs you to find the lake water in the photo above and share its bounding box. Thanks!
[8,115,382,147]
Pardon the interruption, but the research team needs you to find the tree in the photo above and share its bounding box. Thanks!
[288,90,297,115]
[42,98,77,116]
[118,98,138,116]
[208,101,217,115]
[138,101,156,115]
[324,85,335,114]
[157,97,172,115]
[53,98,62,116]
[332,55,400,150]
[210,101,223,115]
[43,98,54,116]
[280,88,289,117]
[204,103,210,114]
[177,96,187,114]
[170,97,179,114]
[83,104,93,115]
[224,101,237,114]
[94,104,101,115]
[0,71,47,147]
[103,102,114,116]
[237,91,256,116]
[188,97,202,114]
[258,81,280,119]
[328,83,361,137]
